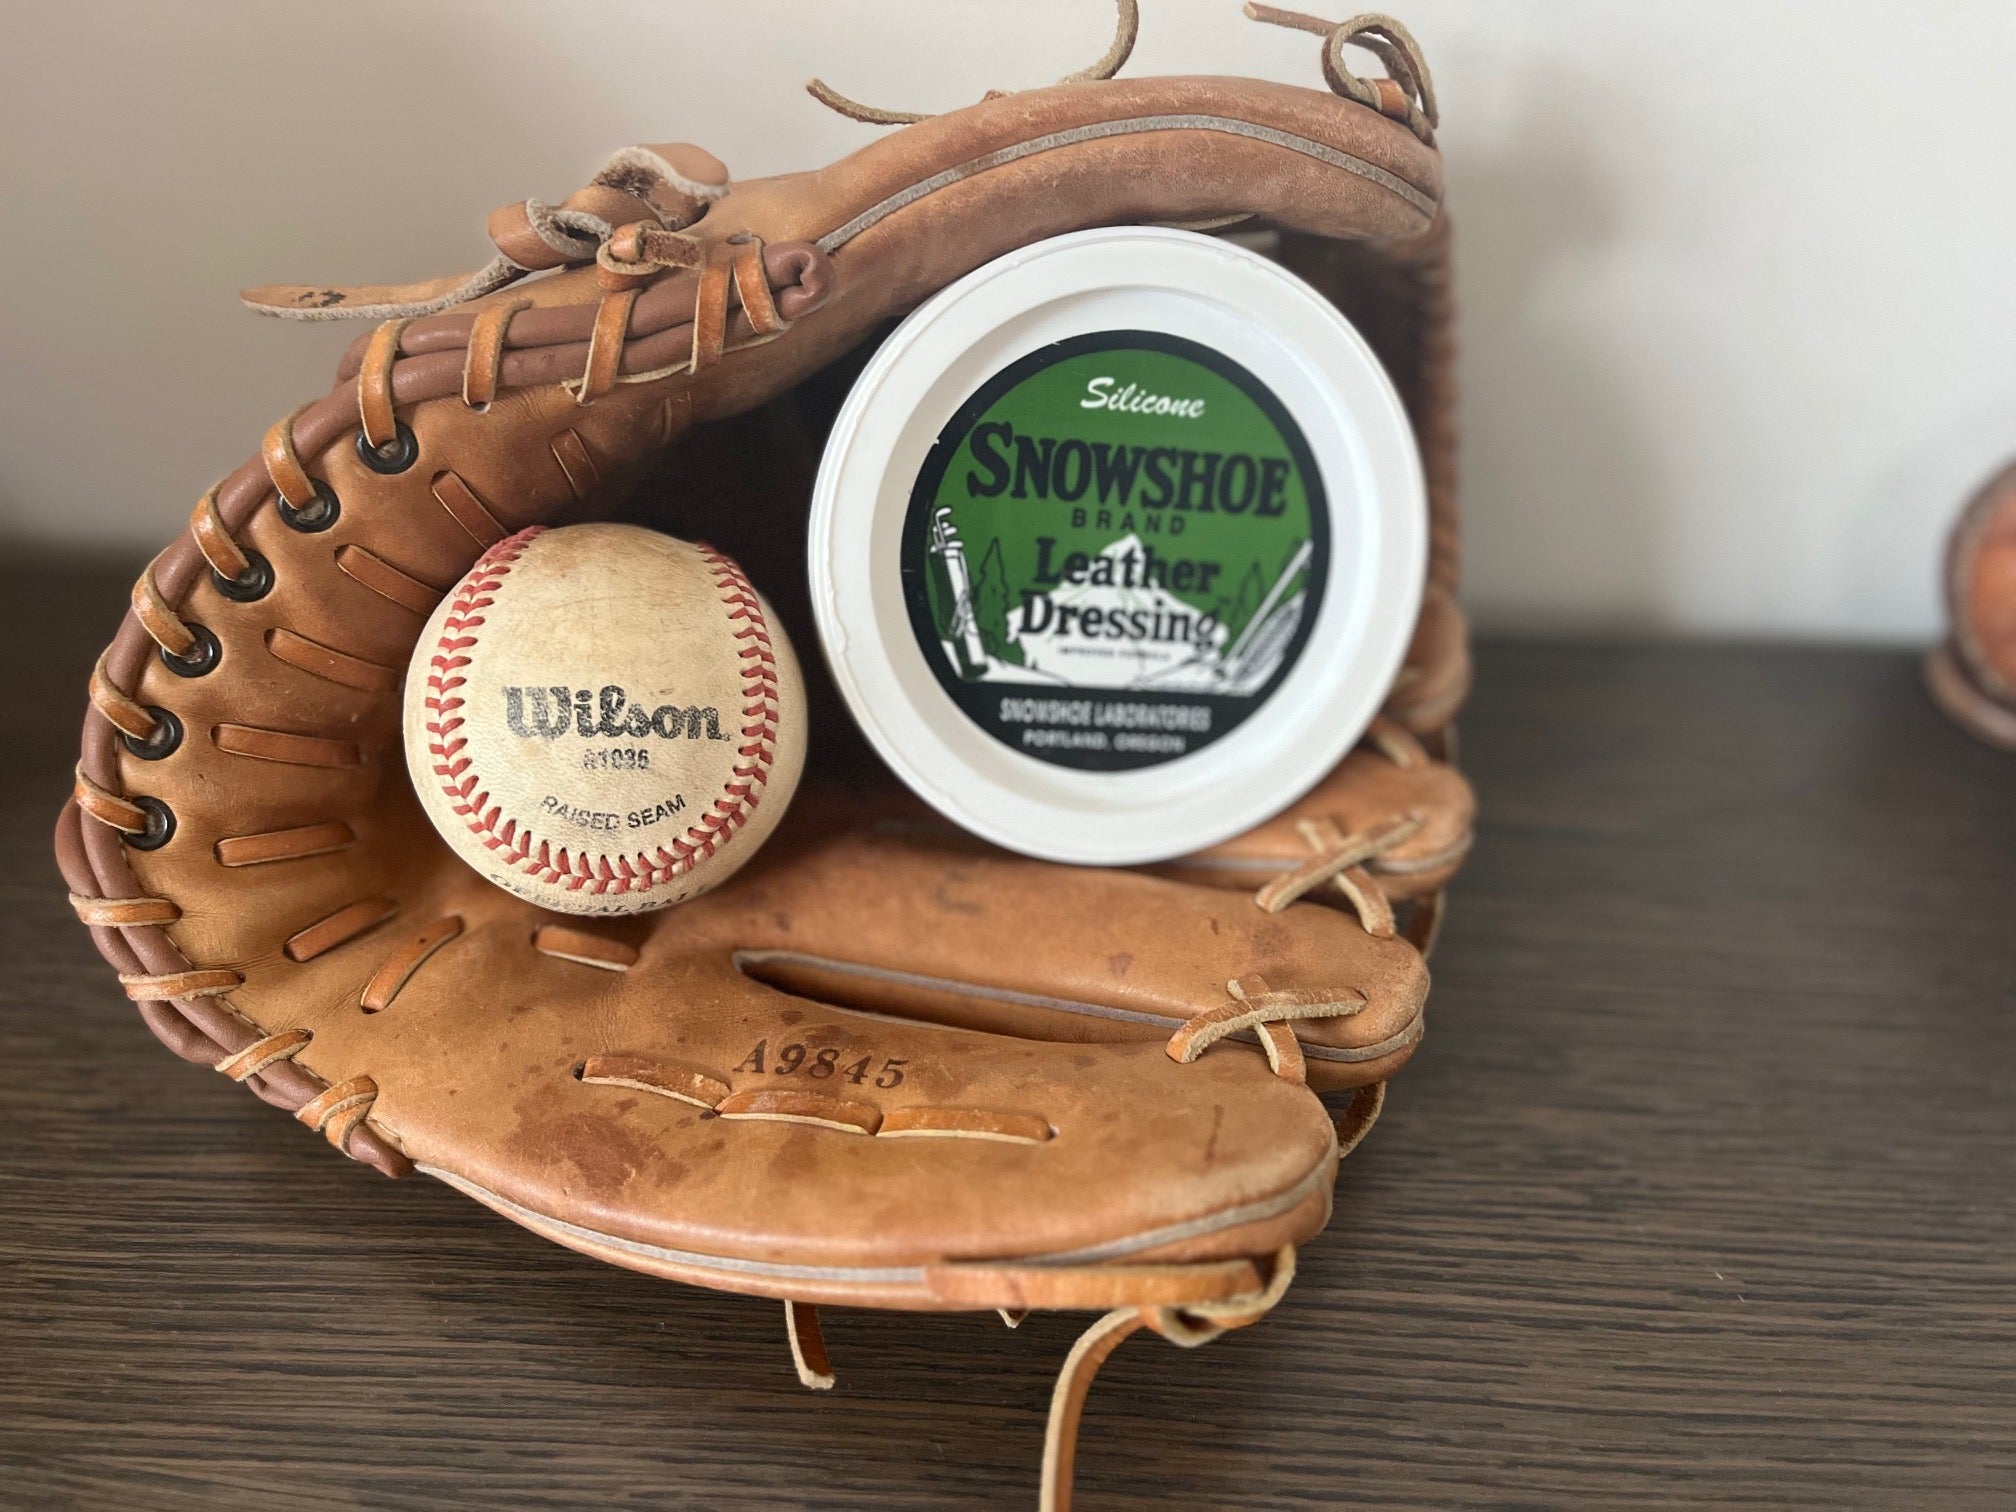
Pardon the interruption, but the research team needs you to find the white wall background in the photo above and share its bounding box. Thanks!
[3,0,2012,641]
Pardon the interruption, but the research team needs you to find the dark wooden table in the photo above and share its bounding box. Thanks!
[4,558,2011,1510]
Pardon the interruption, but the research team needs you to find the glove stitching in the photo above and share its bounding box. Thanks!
[576,1054,1053,1145]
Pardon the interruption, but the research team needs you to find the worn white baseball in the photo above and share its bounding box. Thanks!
[404,523,806,915]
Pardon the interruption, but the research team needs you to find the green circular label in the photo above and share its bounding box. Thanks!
[901,331,1330,771]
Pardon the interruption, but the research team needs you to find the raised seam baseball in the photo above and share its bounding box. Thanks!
[421,527,782,898]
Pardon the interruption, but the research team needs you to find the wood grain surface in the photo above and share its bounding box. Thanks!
[3,559,2011,1510]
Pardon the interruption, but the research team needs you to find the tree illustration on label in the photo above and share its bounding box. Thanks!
[970,537,1020,667]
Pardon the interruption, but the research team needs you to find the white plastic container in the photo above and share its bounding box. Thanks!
[808,227,1425,865]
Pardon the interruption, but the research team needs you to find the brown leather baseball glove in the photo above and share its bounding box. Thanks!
[56,6,1471,1505]
[1928,460,2016,750]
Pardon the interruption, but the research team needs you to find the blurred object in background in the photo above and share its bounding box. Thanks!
[1927,462,2016,750]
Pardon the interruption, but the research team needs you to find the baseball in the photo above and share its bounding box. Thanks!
[404,524,807,915]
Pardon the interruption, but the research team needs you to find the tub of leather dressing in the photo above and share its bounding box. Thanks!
[808,227,1424,865]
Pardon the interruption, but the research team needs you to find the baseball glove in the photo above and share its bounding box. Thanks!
[1927,460,2016,750]
[56,5,1472,1505]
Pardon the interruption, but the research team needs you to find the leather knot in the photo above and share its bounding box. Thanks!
[1243,5,1439,143]
[242,143,731,322]
[596,223,705,291]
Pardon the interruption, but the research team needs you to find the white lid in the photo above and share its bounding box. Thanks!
[808,226,1425,865]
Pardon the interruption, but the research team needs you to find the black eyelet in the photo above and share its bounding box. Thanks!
[160,623,221,678]
[278,479,341,533]
[356,422,419,475]
[123,707,184,761]
[212,549,274,603]
[123,796,177,851]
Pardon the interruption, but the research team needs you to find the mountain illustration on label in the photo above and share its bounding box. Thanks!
[902,331,1331,772]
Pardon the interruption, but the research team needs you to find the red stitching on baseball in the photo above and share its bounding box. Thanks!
[421,529,780,896]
